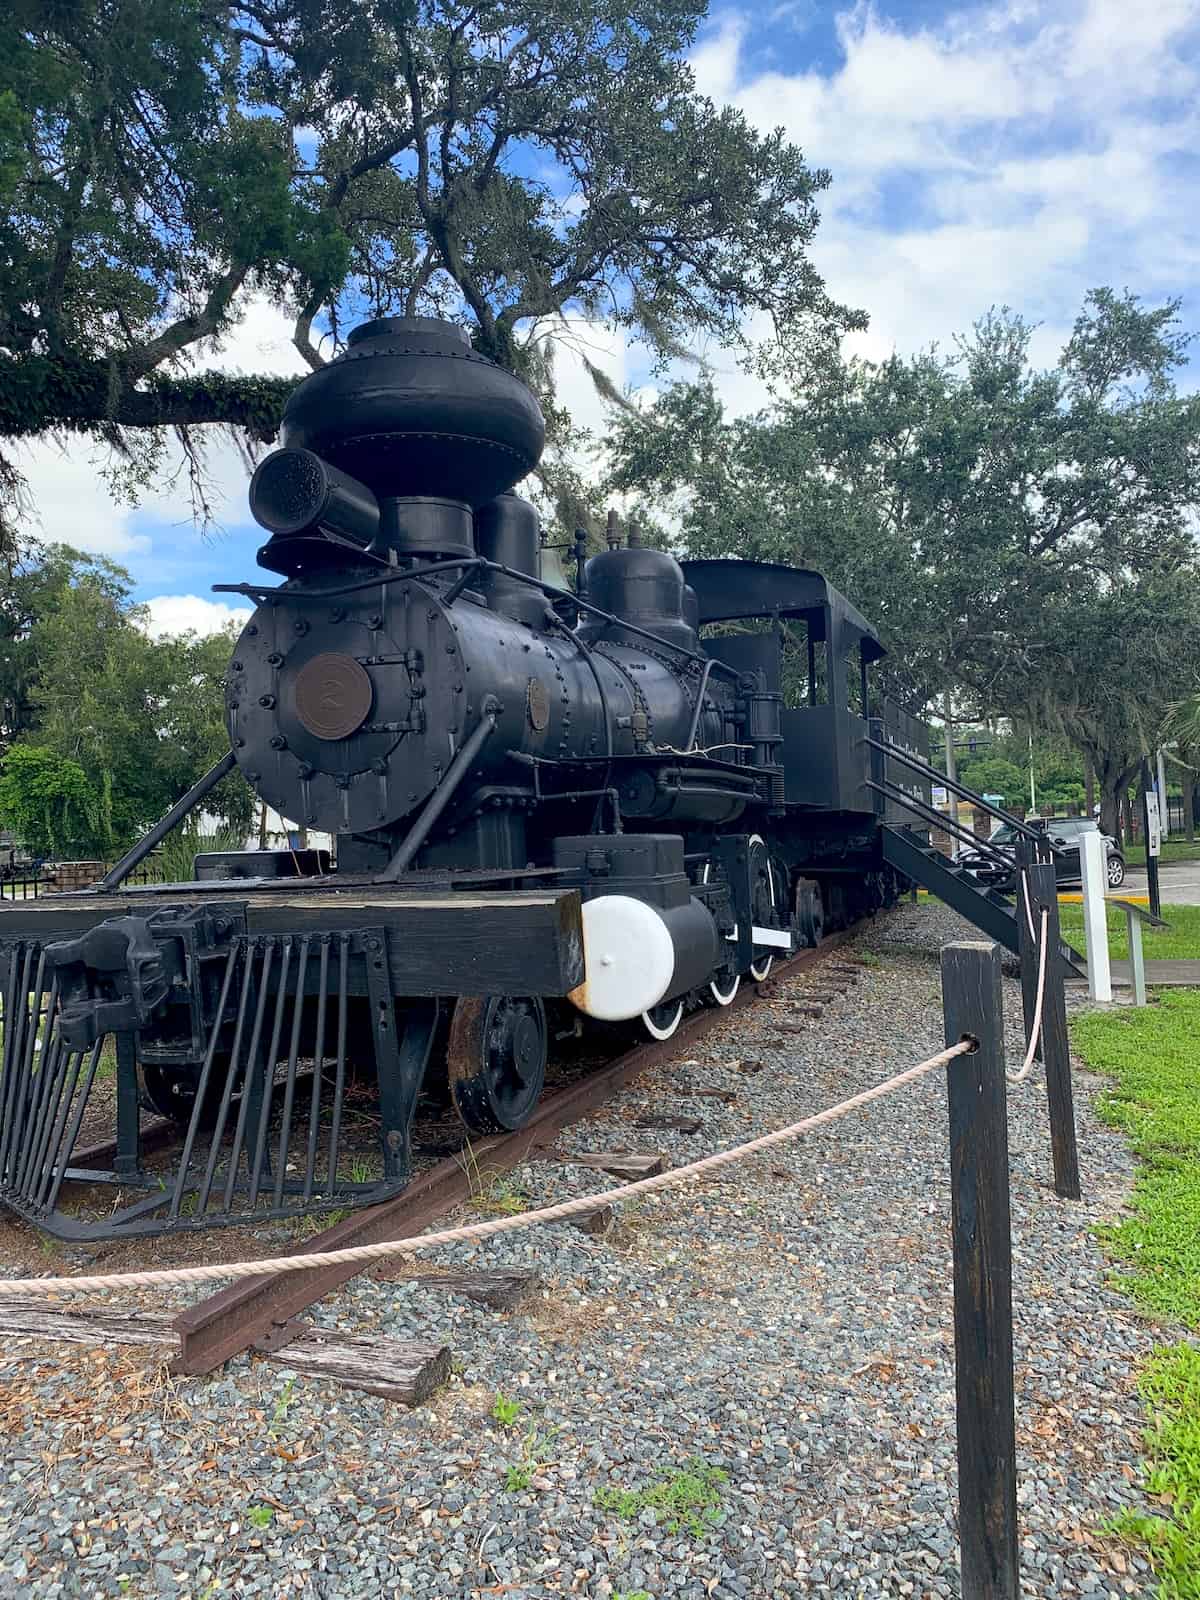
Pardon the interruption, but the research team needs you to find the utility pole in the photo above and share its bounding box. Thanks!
[943,688,959,835]
[1157,749,1170,839]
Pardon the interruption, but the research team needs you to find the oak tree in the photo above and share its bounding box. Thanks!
[1,0,855,537]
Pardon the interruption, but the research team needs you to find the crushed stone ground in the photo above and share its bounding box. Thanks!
[0,902,1167,1598]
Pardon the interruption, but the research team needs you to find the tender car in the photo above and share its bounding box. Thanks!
[958,816,1125,891]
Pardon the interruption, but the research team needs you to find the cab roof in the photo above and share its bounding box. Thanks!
[681,559,886,663]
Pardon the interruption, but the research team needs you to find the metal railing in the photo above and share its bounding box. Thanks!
[865,724,1064,862]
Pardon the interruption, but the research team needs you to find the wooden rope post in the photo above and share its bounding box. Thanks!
[942,940,1019,1600]
[1019,862,1081,1200]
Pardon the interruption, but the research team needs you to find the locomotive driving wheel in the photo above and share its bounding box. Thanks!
[447,996,548,1134]
[698,859,740,1006]
[748,834,787,981]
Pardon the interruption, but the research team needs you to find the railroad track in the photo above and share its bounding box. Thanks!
[160,923,866,1375]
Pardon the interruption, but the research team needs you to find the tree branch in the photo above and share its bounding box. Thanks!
[123,263,250,378]
[0,356,292,440]
[292,285,329,371]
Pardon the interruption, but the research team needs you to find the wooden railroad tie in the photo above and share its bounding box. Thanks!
[570,1202,616,1235]
[0,1300,452,1407]
[636,1113,704,1134]
[693,1086,738,1104]
[0,1298,176,1349]
[373,1266,540,1311]
[573,1151,666,1181]
[256,1321,450,1406]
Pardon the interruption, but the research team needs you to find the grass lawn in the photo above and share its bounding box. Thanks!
[1124,839,1200,868]
[1072,992,1200,1593]
[1058,902,1200,962]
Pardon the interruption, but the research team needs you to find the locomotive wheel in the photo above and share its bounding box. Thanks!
[794,878,825,949]
[447,996,547,1134]
[641,999,684,1040]
[748,834,784,981]
[697,860,741,1005]
[707,969,740,1006]
[141,1058,230,1129]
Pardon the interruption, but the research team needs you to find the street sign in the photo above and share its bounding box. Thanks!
[1146,792,1162,858]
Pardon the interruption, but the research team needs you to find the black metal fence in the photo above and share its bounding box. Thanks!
[0,875,52,901]
[0,864,168,902]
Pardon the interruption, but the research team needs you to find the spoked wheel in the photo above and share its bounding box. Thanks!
[1107,855,1126,888]
[748,834,786,981]
[698,860,741,1005]
[447,996,548,1134]
[641,999,684,1040]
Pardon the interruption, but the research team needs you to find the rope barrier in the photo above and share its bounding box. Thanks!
[0,1041,974,1299]
[1009,872,1049,1083]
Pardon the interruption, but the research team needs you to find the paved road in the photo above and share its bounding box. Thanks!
[1123,861,1200,906]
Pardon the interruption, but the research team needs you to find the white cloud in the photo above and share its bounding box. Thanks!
[698,0,1200,364]
[138,595,254,639]
[15,439,151,560]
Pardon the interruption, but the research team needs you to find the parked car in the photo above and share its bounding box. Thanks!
[958,816,1125,891]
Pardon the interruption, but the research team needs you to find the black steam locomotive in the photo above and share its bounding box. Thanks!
[0,318,927,1240]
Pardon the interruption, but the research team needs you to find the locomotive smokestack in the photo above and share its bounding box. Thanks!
[249,448,380,574]
[257,315,546,568]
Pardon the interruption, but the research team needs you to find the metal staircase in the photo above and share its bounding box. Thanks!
[866,723,1087,979]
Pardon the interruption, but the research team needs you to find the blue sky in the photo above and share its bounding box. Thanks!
[19,0,1200,636]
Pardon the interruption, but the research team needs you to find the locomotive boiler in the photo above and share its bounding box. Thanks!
[0,316,928,1241]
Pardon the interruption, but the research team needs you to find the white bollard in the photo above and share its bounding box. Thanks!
[1080,829,1112,1002]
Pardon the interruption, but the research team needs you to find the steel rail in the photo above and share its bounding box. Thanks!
[170,923,863,1375]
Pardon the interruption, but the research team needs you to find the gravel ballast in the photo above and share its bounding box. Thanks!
[0,902,1164,1598]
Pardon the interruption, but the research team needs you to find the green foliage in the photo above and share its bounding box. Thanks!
[953,755,1028,810]
[246,1504,274,1530]
[0,744,101,858]
[503,1464,531,1492]
[1,0,854,539]
[1071,992,1200,1325]
[1075,992,1200,1590]
[1108,1344,1200,1598]
[1057,904,1200,964]
[594,1458,728,1538]
[491,1393,522,1427]
[605,289,1200,816]
[0,542,130,743]
[268,1378,297,1438]
[0,540,252,855]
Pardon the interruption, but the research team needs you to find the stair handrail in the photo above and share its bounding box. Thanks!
[867,780,1016,867]
[864,731,1064,858]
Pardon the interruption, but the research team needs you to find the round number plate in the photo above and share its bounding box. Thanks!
[293,652,373,741]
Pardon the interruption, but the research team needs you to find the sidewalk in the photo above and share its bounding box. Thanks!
[1112,958,1200,988]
